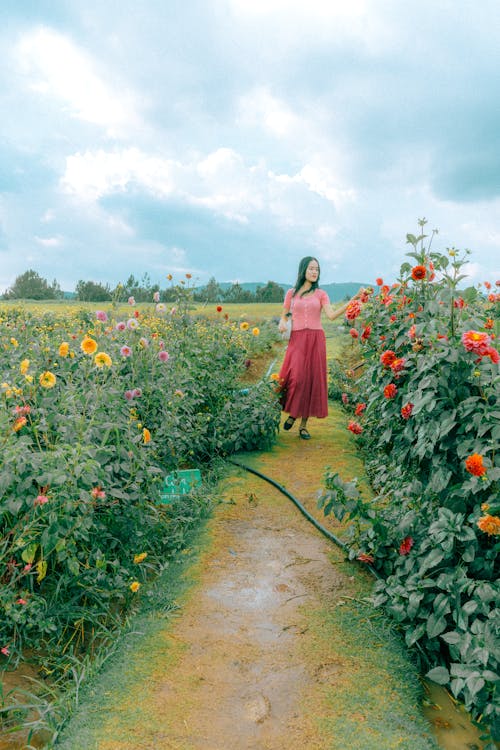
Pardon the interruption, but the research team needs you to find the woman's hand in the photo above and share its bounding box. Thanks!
[278,319,288,333]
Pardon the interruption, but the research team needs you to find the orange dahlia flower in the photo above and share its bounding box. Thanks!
[477,514,500,536]
[81,336,98,355]
[465,453,487,477]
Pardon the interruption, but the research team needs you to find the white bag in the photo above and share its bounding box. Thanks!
[281,318,292,340]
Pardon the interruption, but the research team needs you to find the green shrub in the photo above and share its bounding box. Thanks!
[319,220,500,743]
[0,296,280,677]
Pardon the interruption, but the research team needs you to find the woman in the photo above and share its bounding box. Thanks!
[278,256,362,440]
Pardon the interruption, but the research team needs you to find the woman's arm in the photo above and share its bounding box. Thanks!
[323,288,365,321]
[278,306,291,333]
[278,290,292,332]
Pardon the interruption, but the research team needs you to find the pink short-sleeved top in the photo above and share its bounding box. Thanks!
[284,288,330,330]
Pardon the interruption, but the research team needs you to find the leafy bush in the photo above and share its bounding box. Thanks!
[0,294,280,680]
[319,220,500,743]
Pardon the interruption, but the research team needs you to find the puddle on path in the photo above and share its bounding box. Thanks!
[423,679,496,750]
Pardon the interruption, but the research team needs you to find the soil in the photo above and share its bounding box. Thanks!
[91,426,357,750]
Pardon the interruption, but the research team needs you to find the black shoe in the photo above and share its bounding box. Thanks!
[283,416,296,430]
[299,427,311,440]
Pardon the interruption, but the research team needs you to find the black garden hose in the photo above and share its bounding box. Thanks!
[227,457,380,579]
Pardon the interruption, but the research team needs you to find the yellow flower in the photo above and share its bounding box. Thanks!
[240,322,249,331]
[39,371,57,389]
[130,581,141,592]
[12,416,27,432]
[94,352,112,368]
[142,427,151,444]
[20,359,30,375]
[134,552,148,564]
[25,375,33,383]
[10,338,19,347]
[448,249,456,257]
[270,373,280,381]
[252,327,260,336]
[59,342,69,357]
[81,336,98,355]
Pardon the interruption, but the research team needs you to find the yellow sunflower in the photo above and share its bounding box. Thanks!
[94,352,112,368]
[39,371,57,389]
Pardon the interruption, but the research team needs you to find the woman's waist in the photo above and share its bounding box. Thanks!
[292,324,324,331]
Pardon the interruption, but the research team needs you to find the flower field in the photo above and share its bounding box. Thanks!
[0,289,281,726]
[320,221,500,743]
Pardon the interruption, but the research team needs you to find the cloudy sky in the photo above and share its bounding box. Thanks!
[1,0,500,293]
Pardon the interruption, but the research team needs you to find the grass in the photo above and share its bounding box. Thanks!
[53,521,211,750]
[302,559,439,750]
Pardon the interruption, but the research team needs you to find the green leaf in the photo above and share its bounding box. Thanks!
[427,613,448,638]
[441,631,461,645]
[21,542,38,564]
[426,666,450,685]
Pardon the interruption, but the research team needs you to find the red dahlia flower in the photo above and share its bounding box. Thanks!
[411,265,427,280]
[347,421,363,434]
[383,383,398,399]
[486,346,500,363]
[357,552,374,563]
[462,330,491,356]
[401,402,414,419]
[399,536,414,555]
[345,300,362,320]
[380,350,397,367]
[390,357,406,374]
[355,403,366,416]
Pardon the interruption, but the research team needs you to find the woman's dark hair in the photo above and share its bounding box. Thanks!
[293,256,320,296]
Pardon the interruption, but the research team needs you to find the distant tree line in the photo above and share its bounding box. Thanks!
[1,270,285,304]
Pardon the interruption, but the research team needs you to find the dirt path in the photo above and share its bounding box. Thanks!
[55,409,445,750]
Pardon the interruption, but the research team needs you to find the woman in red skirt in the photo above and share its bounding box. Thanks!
[278,256,362,440]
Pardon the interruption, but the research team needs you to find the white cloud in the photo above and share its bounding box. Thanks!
[35,236,62,247]
[61,148,180,201]
[15,27,142,138]
[225,0,392,52]
[237,88,300,137]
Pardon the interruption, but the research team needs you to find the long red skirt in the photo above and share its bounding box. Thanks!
[278,329,328,419]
